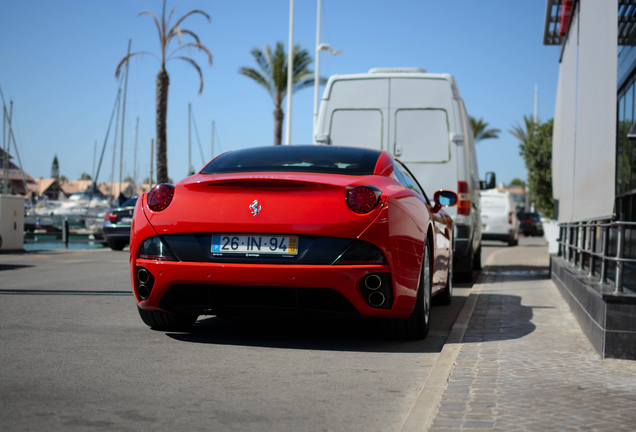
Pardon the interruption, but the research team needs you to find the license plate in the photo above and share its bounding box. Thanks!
[212,235,298,256]
[121,217,133,223]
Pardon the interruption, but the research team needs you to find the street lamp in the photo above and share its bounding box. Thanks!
[285,0,295,145]
[313,0,342,139]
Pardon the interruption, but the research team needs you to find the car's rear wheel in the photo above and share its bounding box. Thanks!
[390,243,431,340]
[106,238,126,251]
[137,307,198,331]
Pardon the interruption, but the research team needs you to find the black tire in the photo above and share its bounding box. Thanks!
[137,307,198,331]
[435,249,453,306]
[472,243,482,270]
[106,238,126,251]
[454,248,473,283]
[390,243,432,340]
[508,236,518,246]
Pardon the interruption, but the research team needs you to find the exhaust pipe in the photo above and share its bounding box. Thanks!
[364,274,382,291]
[137,268,151,284]
[137,284,151,300]
[368,291,386,307]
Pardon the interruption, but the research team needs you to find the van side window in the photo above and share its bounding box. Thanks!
[395,160,430,204]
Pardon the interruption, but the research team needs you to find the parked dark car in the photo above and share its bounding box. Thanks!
[518,211,544,237]
[103,196,138,250]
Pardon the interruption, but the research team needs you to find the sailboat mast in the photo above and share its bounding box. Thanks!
[188,103,192,176]
[133,116,139,188]
[119,40,131,200]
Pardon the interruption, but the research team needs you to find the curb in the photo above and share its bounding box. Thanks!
[398,249,505,432]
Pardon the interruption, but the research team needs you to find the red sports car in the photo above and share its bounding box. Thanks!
[130,145,457,339]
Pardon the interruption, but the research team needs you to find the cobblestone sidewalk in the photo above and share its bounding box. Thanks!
[427,244,636,431]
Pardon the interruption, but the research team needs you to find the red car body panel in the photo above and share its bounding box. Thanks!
[129,148,454,322]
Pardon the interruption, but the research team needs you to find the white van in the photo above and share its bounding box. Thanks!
[480,189,519,246]
[314,68,495,281]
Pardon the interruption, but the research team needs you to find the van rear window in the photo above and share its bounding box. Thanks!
[394,109,450,163]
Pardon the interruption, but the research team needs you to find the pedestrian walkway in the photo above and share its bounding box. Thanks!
[419,242,636,431]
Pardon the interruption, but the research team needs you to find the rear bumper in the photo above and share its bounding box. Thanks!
[132,260,416,320]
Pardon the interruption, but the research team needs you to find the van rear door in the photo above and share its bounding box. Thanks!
[390,78,458,210]
[322,79,389,150]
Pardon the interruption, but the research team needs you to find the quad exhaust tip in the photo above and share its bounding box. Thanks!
[137,268,150,284]
[368,291,386,307]
[364,274,382,291]
[137,284,151,300]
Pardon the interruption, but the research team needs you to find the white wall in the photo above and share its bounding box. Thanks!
[552,0,618,223]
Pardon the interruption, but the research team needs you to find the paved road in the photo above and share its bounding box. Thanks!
[0,241,503,431]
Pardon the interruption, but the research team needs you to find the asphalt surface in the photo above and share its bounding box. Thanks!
[0,242,501,431]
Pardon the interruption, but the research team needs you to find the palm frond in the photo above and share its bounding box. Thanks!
[167,5,177,27]
[167,42,212,66]
[173,56,204,94]
[137,10,162,44]
[239,67,274,100]
[173,9,210,30]
[167,28,201,45]
[115,52,157,77]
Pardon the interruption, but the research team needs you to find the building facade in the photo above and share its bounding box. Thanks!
[544,0,636,359]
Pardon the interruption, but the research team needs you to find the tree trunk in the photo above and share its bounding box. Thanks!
[156,67,170,183]
[273,107,284,146]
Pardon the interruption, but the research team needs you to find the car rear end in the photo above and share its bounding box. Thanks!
[481,191,517,244]
[103,196,138,250]
[130,146,422,324]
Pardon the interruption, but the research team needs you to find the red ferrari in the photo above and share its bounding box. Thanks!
[130,145,457,339]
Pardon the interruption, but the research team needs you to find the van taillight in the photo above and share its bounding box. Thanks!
[458,181,470,216]
[509,212,513,224]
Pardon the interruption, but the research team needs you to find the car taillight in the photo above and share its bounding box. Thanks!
[458,181,470,216]
[147,184,174,212]
[347,186,381,214]
[104,212,118,222]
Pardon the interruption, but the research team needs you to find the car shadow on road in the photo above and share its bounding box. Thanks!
[165,302,462,354]
[462,293,551,343]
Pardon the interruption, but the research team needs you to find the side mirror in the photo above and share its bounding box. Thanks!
[481,172,496,190]
[432,190,458,212]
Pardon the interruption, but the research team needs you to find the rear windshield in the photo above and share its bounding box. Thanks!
[201,145,381,175]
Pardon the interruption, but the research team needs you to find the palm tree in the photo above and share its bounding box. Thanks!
[239,42,318,146]
[469,116,501,143]
[116,0,212,184]
[508,115,538,148]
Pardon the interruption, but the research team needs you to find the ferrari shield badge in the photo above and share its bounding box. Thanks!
[249,200,261,217]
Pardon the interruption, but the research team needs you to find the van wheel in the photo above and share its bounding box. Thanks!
[454,249,473,283]
[508,237,518,246]
[472,244,482,270]
[389,243,431,340]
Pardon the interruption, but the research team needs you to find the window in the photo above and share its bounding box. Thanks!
[394,160,429,204]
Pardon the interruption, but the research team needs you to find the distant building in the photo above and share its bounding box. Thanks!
[28,178,65,200]
[0,148,36,196]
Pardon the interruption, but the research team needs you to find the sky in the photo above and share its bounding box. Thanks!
[0,0,561,186]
